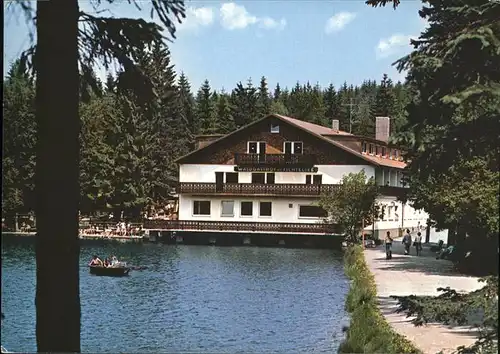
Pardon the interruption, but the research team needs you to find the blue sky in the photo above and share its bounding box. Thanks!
[4,0,427,92]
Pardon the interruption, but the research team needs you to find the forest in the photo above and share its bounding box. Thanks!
[2,44,409,218]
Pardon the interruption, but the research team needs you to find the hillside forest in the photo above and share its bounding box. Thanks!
[3,44,409,218]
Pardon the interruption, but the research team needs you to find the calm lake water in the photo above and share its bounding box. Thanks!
[1,239,349,353]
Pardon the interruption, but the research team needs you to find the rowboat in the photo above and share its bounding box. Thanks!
[89,265,130,277]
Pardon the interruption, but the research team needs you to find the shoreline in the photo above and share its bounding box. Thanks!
[1,231,146,244]
[339,244,420,353]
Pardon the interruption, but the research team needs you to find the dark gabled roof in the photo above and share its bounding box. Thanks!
[176,113,405,169]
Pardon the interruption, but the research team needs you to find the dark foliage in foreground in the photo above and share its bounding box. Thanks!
[392,277,498,353]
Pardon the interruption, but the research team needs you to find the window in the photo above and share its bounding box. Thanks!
[393,149,399,159]
[241,201,253,216]
[369,144,374,154]
[221,201,235,217]
[299,205,327,218]
[306,174,322,184]
[283,141,303,154]
[375,145,379,155]
[259,202,272,217]
[362,141,367,153]
[251,173,265,184]
[270,124,280,133]
[248,141,258,153]
[248,141,266,154]
[193,201,210,215]
[294,142,303,154]
[226,172,239,183]
[266,173,275,184]
[381,147,386,157]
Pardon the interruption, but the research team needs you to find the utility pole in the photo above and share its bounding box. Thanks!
[342,97,356,134]
[342,97,369,134]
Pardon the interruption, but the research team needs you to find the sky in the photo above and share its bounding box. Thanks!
[4,0,428,92]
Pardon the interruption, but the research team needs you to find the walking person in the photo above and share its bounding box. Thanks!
[384,231,393,260]
[414,231,423,256]
[402,229,412,255]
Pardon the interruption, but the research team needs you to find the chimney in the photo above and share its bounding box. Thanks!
[331,119,340,132]
[375,117,390,143]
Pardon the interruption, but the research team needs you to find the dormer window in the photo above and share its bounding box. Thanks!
[392,149,398,159]
[375,145,379,156]
[381,147,386,157]
[368,144,374,155]
[362,142,367,153]
[270,124,280,133]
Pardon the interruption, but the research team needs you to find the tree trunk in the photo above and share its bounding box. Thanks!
[35,0,81,351]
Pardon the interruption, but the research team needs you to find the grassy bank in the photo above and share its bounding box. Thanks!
[338,245,421,354]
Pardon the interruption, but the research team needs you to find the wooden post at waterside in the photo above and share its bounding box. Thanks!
[15,214,19,232]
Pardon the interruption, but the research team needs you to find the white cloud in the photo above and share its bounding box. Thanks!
[324,12,356,34]
[259,17,287,31]
[177,6,214,32]
[375,34,415,59]
[220,2,286,31]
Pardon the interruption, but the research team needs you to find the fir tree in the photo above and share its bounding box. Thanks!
[215,90,236,134]
[196,79,217,134]
[178,72,197,137]
[256,76,271,117]
[374,73,396,117]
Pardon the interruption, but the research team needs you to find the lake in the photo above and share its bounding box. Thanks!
[1,239,349,353]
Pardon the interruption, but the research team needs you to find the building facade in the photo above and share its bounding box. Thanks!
[145,114,429,242]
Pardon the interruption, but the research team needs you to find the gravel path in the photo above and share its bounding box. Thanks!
[364,240,484,354]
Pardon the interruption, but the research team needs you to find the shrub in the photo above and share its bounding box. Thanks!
[339,245,421,354]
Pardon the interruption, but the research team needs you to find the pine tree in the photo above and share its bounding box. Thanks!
[337,81,352,132]
[230,79,258,127]
[178,72,197,137]
[245,77,258,123]
[2,59,36,214]
[256,76,271,117]
[324,84,339,123]
[374,73,396,118]
[196,79,216,134]
[215,90,236,134]
[273,83,282,101]
[352,94,376,137]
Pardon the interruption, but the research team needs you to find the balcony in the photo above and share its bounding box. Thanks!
[179,182,339,197]
[234,153,317,167]
[179,183,407,198]
[144,219,340,235]
[378,185,409,199]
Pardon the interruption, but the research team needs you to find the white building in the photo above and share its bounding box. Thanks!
[145,114,429,244]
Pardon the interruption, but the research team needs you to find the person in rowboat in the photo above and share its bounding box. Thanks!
[89,255,103,267]
[110,255,119,266]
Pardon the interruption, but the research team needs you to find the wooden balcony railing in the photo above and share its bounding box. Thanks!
[179,182,339,196]
[144,219,340,234]
[378,185,409,199]
[234,153,317,166]
[178,183,407,197]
